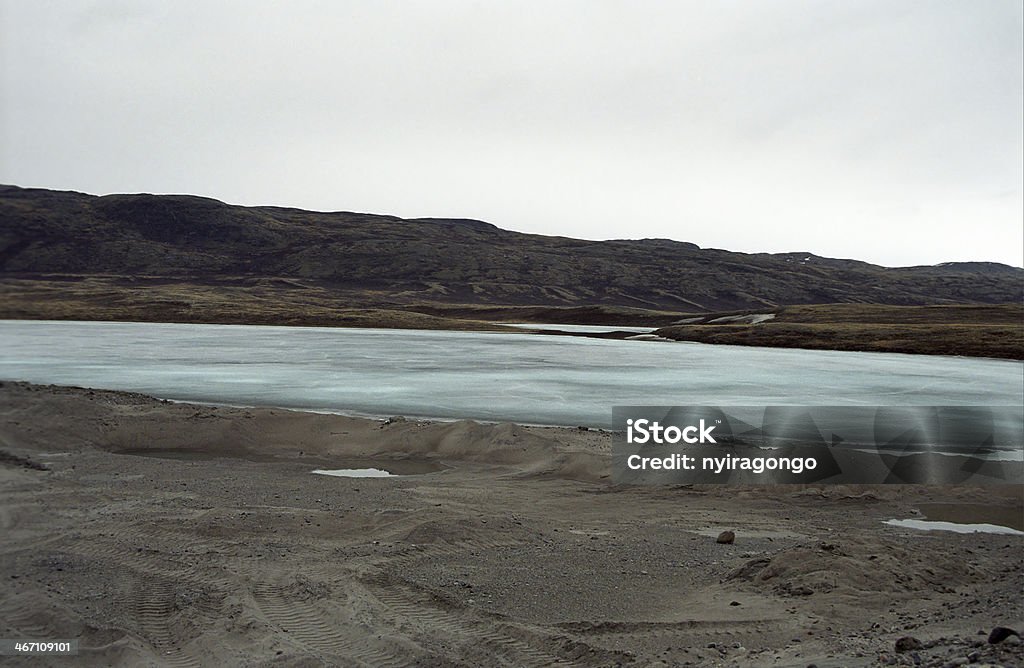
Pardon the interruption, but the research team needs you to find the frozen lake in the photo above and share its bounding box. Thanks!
[0,320,1021,427]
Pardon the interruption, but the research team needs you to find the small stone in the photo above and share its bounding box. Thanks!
[987,626,1019,644]
[729,600,741,606]
[895,636,923,653]
[716,530,735,544]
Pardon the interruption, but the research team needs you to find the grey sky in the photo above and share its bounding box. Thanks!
[2,0,1021,267]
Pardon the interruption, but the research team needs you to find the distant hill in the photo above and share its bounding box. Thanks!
[1,184,1021,311]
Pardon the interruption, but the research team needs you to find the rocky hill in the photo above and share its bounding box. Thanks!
[1,184,1020,311]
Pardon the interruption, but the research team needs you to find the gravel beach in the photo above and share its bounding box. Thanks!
[1,381,1021,667]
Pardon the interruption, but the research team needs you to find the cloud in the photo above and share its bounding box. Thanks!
[1,0,1021,266]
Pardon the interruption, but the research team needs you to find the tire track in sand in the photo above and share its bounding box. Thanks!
[65,536,222,668]
[250,580,415,667]
[361,573,626,668]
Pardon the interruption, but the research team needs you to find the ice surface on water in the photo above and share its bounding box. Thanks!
[312,468,395,478]
[883,519,1024,535]
[0,320,1021,428]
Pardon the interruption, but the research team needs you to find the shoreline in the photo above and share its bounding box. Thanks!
[2,286,1021,359]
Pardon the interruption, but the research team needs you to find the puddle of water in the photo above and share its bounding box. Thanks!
[917,502,1024,532]
[313,468,395,478]
[312,458,444,477]
[883,519,1024,535]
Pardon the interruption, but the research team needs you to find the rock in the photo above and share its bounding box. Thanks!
[716,530,735,544]
[987,626,1019,644]
[895,636,923,653]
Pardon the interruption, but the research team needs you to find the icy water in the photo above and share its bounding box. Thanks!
[312,468,396,478]
[1,320,1021,428]
[311,460,444,477]
[885,502,1024,534]
[883,519,1024,535]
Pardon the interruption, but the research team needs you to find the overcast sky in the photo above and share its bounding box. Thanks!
[1,1,1021,267]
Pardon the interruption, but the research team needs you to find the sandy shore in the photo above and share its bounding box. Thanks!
[0,381,1021,667]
